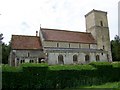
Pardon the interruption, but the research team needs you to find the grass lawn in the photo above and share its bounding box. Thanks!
[79,82,120,89]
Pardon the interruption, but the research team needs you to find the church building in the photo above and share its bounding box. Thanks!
[9,9,112,66]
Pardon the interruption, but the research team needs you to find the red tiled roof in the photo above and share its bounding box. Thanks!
[41,28,96,44]
[11,35,42,50]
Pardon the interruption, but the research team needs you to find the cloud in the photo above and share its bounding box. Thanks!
[0,0,119,44]
[20,22,30,31]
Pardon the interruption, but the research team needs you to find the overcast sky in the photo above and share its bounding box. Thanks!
[0,0,119,44]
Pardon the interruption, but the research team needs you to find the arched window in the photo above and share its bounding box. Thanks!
[73,55,78,63]
[21,60,25,63]
[20,60,22,63]
[29,60,34,63]
[29,60,31,63]
[96,55,100,61]
[58,55,64,64]
[100,21,103,26]
[16,58,19,66]
[85,55,90,63]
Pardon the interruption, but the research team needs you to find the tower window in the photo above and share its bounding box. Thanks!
[100,21,103,26]
[103,45,105,50]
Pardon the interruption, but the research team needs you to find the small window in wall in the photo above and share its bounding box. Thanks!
[101,53,103,55]
[21,60,25,63]
[23,60,25,63]
[103,45,105,50]
[100,21,103,26]
[58,55,64,64]
[29,60,31,63]
[57,43,59,47]
[28,52,30,57]
[17,58,19,61]
[85,55,90,63]
[73,55,78,63]
[30,60,34,63]
[79,44,81,48]
[89,44,90,49]
[96,55,100,61]
[20,60,22,63]
[32,60,34,63]
[16,58,19,66]
[38,58,41,63]
[69,43,70,48]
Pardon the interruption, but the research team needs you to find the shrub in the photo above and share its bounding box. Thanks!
[111,62,120,68]
[49,64,96,70]
[2,62,120,89]
[2,64,22,72]
[20,63,48,67]
[89,62,113,68]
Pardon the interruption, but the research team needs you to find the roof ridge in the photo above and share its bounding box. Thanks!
[41,28,91,34]
[12,34,39,37]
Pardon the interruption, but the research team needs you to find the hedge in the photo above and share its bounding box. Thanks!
[2,62,120,89]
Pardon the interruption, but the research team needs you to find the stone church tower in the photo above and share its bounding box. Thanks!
[85,9,112,62]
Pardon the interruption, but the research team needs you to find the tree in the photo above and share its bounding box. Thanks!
[0,33,3,44]
[0,33,11,64]
[0,33,4,64]
[2,42,11,64]
[111,35,120,61]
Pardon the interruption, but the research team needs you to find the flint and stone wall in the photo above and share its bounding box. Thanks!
[42,41,108,65]
[9,50,45,66]
[47,52,108,65]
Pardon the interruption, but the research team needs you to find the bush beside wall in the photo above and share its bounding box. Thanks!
[2,62,120,89]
